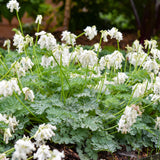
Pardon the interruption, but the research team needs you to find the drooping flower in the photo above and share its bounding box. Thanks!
[22,87,35,102]
[41,55,55,68]
[37,33,57,50]
[100,30,108,42]
[3,39,11,49]
[155,117,160,130]
[0,78,21,97]
[20,57,34,71]
[94,43,102,52]
[50,149,65,160]
[108,27,123,41]
[84,26,97,40]
[7,0,20,12]
[34,145,51,160]
[61,30,76,45]
[142,58,159,74]
[78,50,98,68]
[12,136,35,160]
[0,153,9,160]
[13,32,24,53]
[3,128,12,144]
[144,39,157,50]
[35,15,43,24]
[113,72,128,84]
[118,104,141,134]
[34,124,56,146]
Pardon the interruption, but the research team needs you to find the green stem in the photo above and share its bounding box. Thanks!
[14,92,36,117]
[27,156,33,160]
[60,54,66,103]
[16,11,23,36]
[104,124,118,131]
[117,40,120,51]
[35,23,40,45]
[52,54,71,89]
[97,34,102,58]
[76,32,85,39]
[0,61,18,81]
[33,45,42,77]
[4,148,15,155]
[0,58,8,71]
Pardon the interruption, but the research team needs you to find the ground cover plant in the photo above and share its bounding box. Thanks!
[1,0,160,160]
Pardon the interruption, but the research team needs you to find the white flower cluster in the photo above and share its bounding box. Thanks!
[99,50,124,70]
[10,123,64,160]
[34,145,65,160]
[144,39,157,50]
[61,30,77,45]
[113,72,128,84]
[0,78,21,97]
[118,104,142,134]
[12,56,34,77]
[148,76,160,104]
[34,123,57,146]
[0,113,18,144]
[13,33,33,53]
[7,0,20,12]
[142,58,159,74]
[36,31,57,50]
[84,25,97,40]
[132,80,150,98]
[126,40,147,67]
[78,50,98,68]
[12,136,35,160]
[100,27,123,42]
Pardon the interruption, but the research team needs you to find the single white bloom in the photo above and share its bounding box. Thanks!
[155,117,160,130]
[61,30,76,45]
[11,61,26,77]
[20,57,34,71]
[34,124,56,146]
[51,149,65,160]
[35,31,46,36]
[110,50,124,69]
[3,39,11,48]
[94,43,101,52]
[0,153,9,160]
[0,78,21,97]
[35,15,43,24]
[8,116,19,132]
[34,145,51,160]
[84,26,97,40]
[7,0,20,12]
[22,87,35,102]
[99,54,112,70]
[41,55,55,68]
[100,30,108,42]
[113,72,128,84]
[12,136,35,160]
[3,128,12,144]
[132,81,149,98]
[151,48,160,60]
[0,113,8,123]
